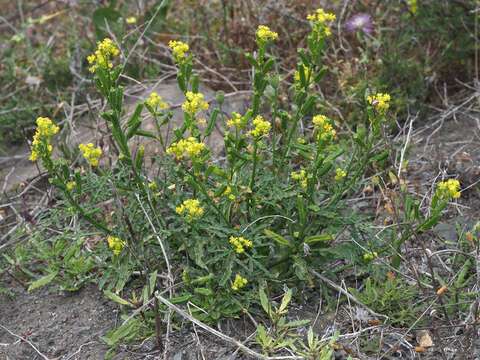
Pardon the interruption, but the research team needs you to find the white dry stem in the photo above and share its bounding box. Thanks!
[0,324,52,360]
[397,117,414,180]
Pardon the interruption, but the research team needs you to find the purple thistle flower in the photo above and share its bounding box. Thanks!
[346,13,373,35]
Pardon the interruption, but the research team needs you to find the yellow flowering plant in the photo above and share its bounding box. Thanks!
[30,7,406,330]
[388,176,463,269]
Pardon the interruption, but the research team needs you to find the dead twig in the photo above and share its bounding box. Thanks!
[0,324,52,360]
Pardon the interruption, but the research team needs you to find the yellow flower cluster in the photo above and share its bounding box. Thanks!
[249,115,271,138]
[232,274,248,291]
[221,185,236,200]
[307,8,336,23]
[87,38,119,73]
[307,9,336,38]
[291,170,307,188]
[182,92,209,115]
[126,16,136,24]
[367,93,391,113]
[229,236,252,253]
[363,252,377,260]
[408,0,418,14]
[437,179,461,199]
[146,92,168,110]
[78,143,102,166]
[29,117,59,161]
[107,236,126,255]
[176,199,204,222]
[66,181,76,191]
[256,25,278,43]
[334,168,346,180]
[294,64,313,88]
[226,112,243,129]
[169,40,189,61]
[312,115,336,140]
[166,137,206,160]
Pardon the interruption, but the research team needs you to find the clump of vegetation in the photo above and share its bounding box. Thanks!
[1,1,479,359]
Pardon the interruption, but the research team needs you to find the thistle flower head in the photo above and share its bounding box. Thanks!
[346,13,373,35]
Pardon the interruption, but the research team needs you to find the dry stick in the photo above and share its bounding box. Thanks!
[397,117,414,180]
[154,291,301,360]
[475,1,479,84]
[63,341,98,360]
[0,324,52,360]
[187,303,207,360]
[308,268,387,320]
[194,57,238,92]
[337,0,351,52]
[120,0,166,73]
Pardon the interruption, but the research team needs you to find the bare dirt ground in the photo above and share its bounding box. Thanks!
[1,100,480,359]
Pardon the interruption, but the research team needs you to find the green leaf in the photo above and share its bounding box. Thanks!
[316,160,333,177]
[304,234,333,243]
[417,213,442,232]
[194,287,213,296]
[192,74,199,93]
[285,319,311,327]
[245,53,258,68]
[293,258,308,280]
[28,270,58,291]
[205,109,219,137]
[102,321,139,345]
[264,229,292,247]
[313,65,328,83]
[297,195,307,228]
[177,75,186,93]
[126,103,144,127]
[192,274,213,284]
[134,129,157,139]
[148,271,158,295]
[371,150,389,162]
[308,326,314,347]
[263,57,275,73]
[220,256,233,286]
[301,94,317,115]
[278,289,292,313]
[297,49,310,66]
[169,294,193,304]
[259,287,270,315]
[298,63,306,87]
[104,290,134,307]
[126,121,142,140]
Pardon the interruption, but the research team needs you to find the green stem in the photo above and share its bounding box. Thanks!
[186,168,231,226]
[63,185,111,234]
[249,140,258,191]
